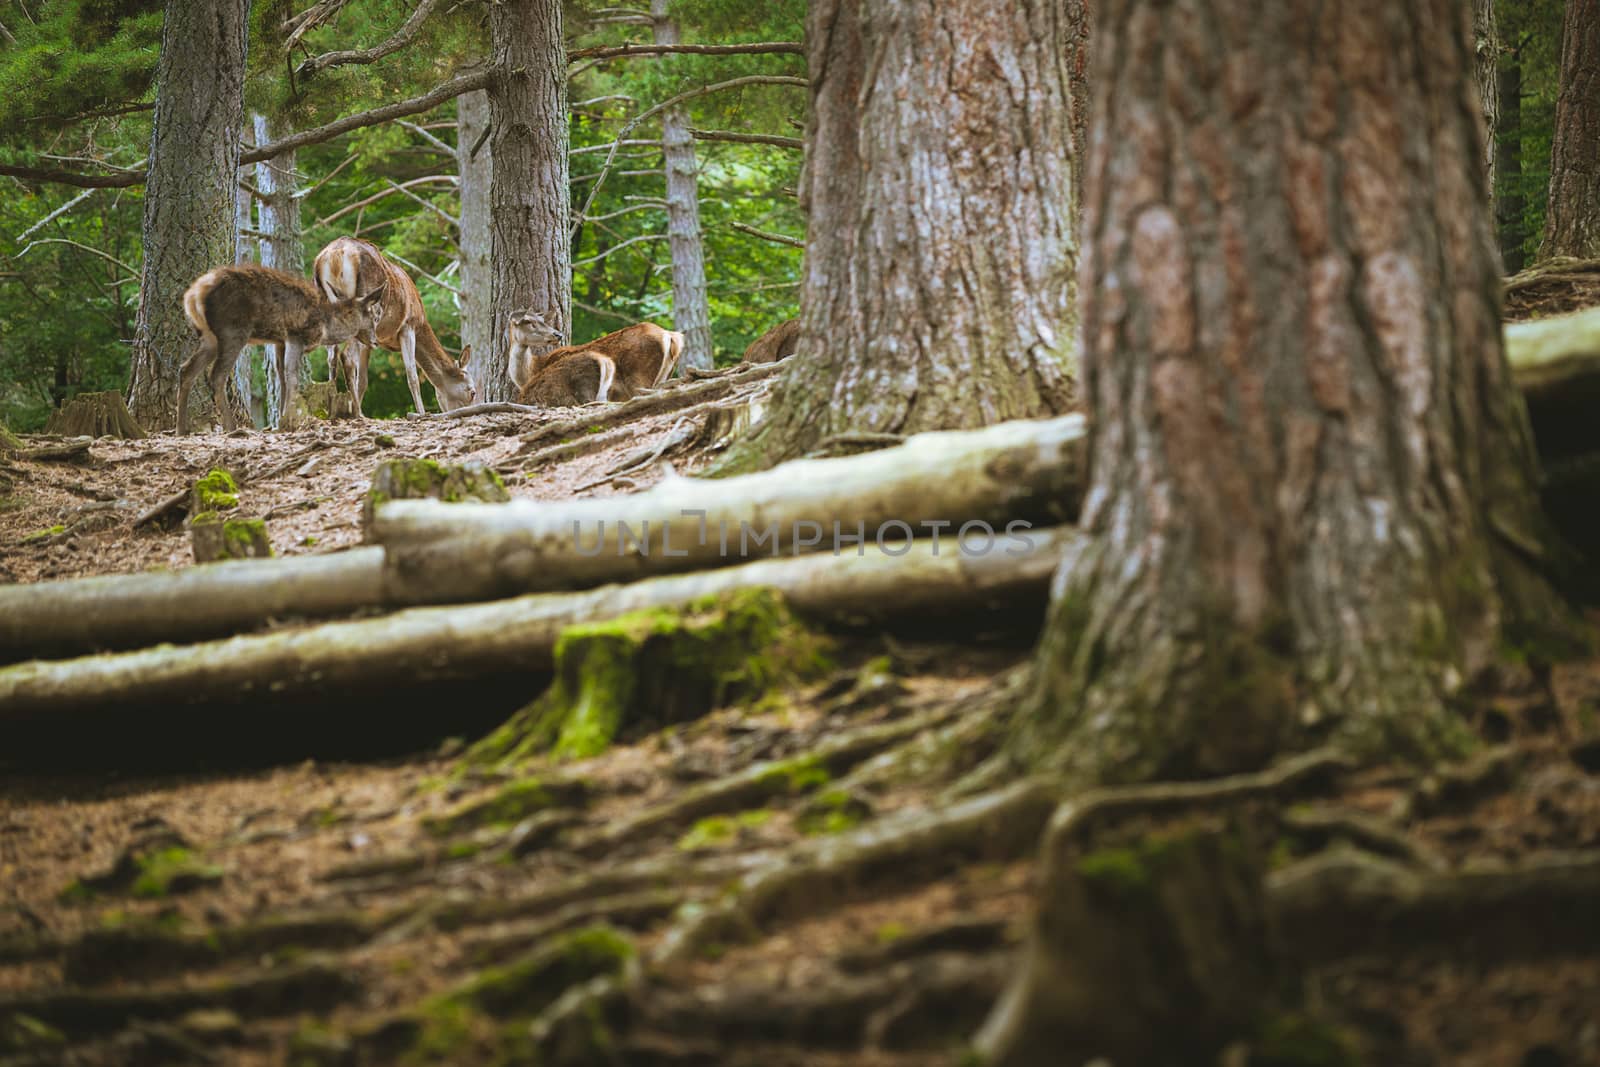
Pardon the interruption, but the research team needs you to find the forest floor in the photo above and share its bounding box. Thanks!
[3,354,1600,1066]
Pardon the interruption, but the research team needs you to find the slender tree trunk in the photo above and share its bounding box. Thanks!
[720,0,1082,471]
[1475,0,1499,201]
[651,0,714,373]
[126,0,251,432]
[232,153,255,423]
[487,0,569,403]
[1542,0,1600,258]
[252,112,308,427]
[1498,21,1527,272]
[1018,0,1575,785]
[456,88,495,390]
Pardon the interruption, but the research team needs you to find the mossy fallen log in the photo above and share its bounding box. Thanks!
[0,527,1073,723]
[374,414,1087,601]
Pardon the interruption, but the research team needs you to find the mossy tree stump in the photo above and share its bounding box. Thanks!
[295,379,354,424]
[467,587,833,767]
[43,392,146,440]
[0,421,22,453]
[362,458,511,540]
[190,512,272,562]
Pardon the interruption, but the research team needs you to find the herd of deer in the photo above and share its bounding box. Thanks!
[173,235,782,435]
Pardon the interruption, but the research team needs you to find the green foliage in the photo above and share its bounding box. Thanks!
[0,0,163,134]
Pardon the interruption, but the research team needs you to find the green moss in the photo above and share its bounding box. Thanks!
[192,468,239,511]
[1075,846,1150,897]
[129,847,223,899]
[1251,1013,1360,1066]
[302,535,319,547]
[796,786,867,835]
[676,809,772,851]
[20,524,65,543]
[875,922,909,945]
[445,841,483,860]
[444,925,632,1018]
[375,433,396,448]
[1,1013,64,1049]
[223,517,268,552]
[754,754,831,794]
[423,776,589,837]
[586,425,605,434]
[57,879,95,904]
[466,588,834,768]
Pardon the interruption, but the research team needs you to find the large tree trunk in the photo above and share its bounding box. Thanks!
[254,112,308,427]
[651,0,714,373]
[1019,0,1575,785]
[487,0,569,403]
[1475,0,1499,199]
[126,0,251,433]
[456,88,495,392]
[1542,0,1600,258]
[719,0,1083,470]
[1497,15,1527,273]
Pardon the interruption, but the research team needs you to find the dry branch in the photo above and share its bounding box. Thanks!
[0,528,1073,720]
[568,41,804,60]
[729,220,804,247]
[295,0,444,79]
[690,128,804,149]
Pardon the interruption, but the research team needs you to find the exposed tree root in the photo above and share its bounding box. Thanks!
[463,888,682,965]
[409,401,541,420]
[59,911,374,984]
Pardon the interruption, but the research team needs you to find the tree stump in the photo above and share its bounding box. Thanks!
[0,421,20,453]
[295,379,354,423]
[189,513,272,562]
[189,469,240,516]
[43,392,146,440]
[361,458,511,540]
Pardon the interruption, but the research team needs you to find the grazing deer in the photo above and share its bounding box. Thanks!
[508,313,684,405]
[313,236,476,416]
[741,318,800,364]
[177,263,384,435]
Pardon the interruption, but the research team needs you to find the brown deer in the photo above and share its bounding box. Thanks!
[313,236,476,416]
[740,318,800,364]
[177,263,384,435]
[508,311,684,405]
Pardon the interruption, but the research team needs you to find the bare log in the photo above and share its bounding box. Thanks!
[1504,302,1600,393]
[0,527,1074,721]
[377,415,1086,602]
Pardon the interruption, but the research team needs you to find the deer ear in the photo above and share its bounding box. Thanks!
[458,345,472,369]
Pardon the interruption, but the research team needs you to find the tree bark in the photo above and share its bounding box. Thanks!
[651,0,714,373]
[1475,0,1499,200]
[719,0,1083,470]
[487,0,569,404]
[232,147,256,421]
[126,0,251,433]
[456,88,495,389]
[1542,0,1600,258]
[1497,15,1527,273]
[1019,0,1575,785]
[254,112,309,426]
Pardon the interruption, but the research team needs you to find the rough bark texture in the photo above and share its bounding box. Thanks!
[652,0,714,373]
[456,88,495,391]
[254,112,308,428]
[1475,0,1499,199]
[487,0,569,404]
[232,156,255,420]
[1542,0,1600,258]
[126,0,251,431]
[1497,16,1527,273]
[721,0,1082,470]
[1020,0,1572,784]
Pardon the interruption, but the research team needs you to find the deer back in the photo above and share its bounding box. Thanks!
[741,318,800,364]
[519,351,616,407]
[529,323,683,398]
[185,263,365,348]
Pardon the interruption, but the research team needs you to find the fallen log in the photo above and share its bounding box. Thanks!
[375,414,1086,602]
[0,526,1074,722]
[1504,303,1600,394]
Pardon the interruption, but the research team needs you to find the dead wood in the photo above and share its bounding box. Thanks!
[0,528,1071,723]
[377,415,1085,602]
[42,391,145,440]
[408,400,542,420]
[12,439,92,463]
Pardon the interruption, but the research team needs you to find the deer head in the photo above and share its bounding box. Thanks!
[510,309,563,349]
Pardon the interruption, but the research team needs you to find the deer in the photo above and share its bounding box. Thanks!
[313,236,476,417]
[507,310,685,406]
[740,317,800,364]
[177,263,385,435]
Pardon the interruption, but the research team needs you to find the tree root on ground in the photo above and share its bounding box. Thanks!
[463,888,682,965]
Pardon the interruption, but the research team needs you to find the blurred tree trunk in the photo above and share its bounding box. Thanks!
[254,112,308,427]
[456,88,495,390]
[487,0,569,403]
[126,0,251,432]
[1018,0,1576,784]
[1498,10,1527,272]
[651,0,713,373]
[1542,0,1600,258]
[720,0,1082,471]
[232,130,255,424]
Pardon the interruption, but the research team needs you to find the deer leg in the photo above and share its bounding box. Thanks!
[208,337,243,434]
[281,339,306,431]
[400,324,426,414]
[175,334,216,435]
[351,342,371,419]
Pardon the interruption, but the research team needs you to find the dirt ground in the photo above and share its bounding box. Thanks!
[3,366,1600,1066]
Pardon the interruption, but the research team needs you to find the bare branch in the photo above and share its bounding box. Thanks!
[568,41,803,61]
[296,0,445,79]
[729,221,804,248]
[384,177,460,231]
[15,238,138,275]
[572,232,669,267]
[0,162,144,190]
[574,298,645,324]
[283,0,351,49]
[572,139,660,156]
[396,119,456,155]
[313,175,457,228]
[690,128,803,149]
[584,201,668,222]
[14,189,97,242]
[386,250,461,295]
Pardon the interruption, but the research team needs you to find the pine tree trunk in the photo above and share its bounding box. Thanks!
[1019,0,1575,785]
[1497,19,1527,273]
[651,0,714,373]
[456,88,495,390]
[232,143,255,422]
[252,112,309,427]
[720,0,1083,470]
[126,0,251,433]
[487,0,569,404]
[1542,0,1600,258]
[1475,0,1499,201]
